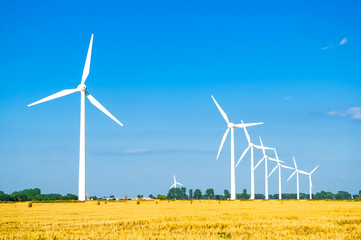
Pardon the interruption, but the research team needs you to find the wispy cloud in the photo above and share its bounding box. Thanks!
[93,148,214,156]
[327,107,361,119]
[322,37,347,50]
[322,45,333,50]
[283,96,292,100]
[339,37,347,45]
[122,149,151,154]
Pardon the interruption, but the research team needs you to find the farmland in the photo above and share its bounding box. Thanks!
[1,200,360,239]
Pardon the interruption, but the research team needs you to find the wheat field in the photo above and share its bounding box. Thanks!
[0,200,360,239]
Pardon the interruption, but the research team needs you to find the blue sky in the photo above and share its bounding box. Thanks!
[0,0,360,198]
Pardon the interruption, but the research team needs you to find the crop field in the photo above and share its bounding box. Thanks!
[0,200,360,239]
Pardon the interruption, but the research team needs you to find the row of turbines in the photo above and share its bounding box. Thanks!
[28,34,318,201]
[211,96,319,200]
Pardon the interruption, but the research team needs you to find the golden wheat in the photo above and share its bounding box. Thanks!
[0,200,360,239]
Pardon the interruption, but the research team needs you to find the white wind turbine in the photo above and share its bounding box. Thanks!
[287,156,307,200]
[169,175,183,189]
[28,34,123,201]
[268,149,294,199]
[235,121,269,200]
[253,137,277,200]
[211,95,263,200]
[303,165,319,199]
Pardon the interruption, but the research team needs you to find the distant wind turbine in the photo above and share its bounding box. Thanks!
[303,165,319,199]
[236,121,269,200]
[170,175,183,189]
[253,137,277,200]
[268,149,294,199]
[287,156,307,200]
[28,34,123,201]
[211,95,263,200]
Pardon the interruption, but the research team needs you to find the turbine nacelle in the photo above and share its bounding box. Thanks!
[77,84,87,92]
[228,123,235,128]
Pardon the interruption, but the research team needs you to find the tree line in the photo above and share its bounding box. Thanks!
[1,188,360,202]
[0,188,77,201]
[162,188,360,200]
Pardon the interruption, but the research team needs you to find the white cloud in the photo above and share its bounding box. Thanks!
[327,107,361,119]
[322,44,334,50]
[122,149,151,154]
[339,38,347,45]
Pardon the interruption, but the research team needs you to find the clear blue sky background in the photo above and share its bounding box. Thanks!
[0,0,360,198]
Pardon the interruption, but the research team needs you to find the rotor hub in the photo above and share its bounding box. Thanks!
[78,84,87,92]
[228,123,235,128]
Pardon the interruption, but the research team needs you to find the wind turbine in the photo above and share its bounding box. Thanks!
[303,165,319,199]
[235,121,269,200]
[287,156,307,200]
[211,95,263,200]
[268,149,294,199]
[169,175,183,189]
[253,137,277,200]
[28,34,123,201]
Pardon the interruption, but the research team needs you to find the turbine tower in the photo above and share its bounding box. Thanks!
[304,165,319,199]
[28,34,123,201]
[169,175,183,189]
[253,137,277,200]
[268,149,293,199]
[211,95,263,200]
[236,121,269,200]
[287,156,307,200]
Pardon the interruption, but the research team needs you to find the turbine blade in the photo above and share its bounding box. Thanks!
[242,120,251,143]
[254,157,264,170]
[281,165,294,170]
[268,157,284,163]
[259,137,266,156]
[169,184,175,189]
[86,92,123,126]
[81,34,94,84]
[287,171,296,182]
[274,149,279,160]
[293,156,298,170]
[28,88,78,107]
[216,128,230,159]
[310,165,319,174]
[236,146,250,167]
[299,170,309,175]
[268,165,278,178]
[211,95,229,124]
[235,122,263,128]
[173,175,176,183]
[177,182,183,186]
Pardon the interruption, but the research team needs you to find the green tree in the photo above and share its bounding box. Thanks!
[254,194,265,199]
[240,189,249,199]
[335,191,351,200]
[224,190,230,200]
[149,194,155,199]
[193,189,202,199]
[189,189,193,199]
[156,195,166,200]
[167,188,183,199]
[205,188,214,199]
[180,187,188,199]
